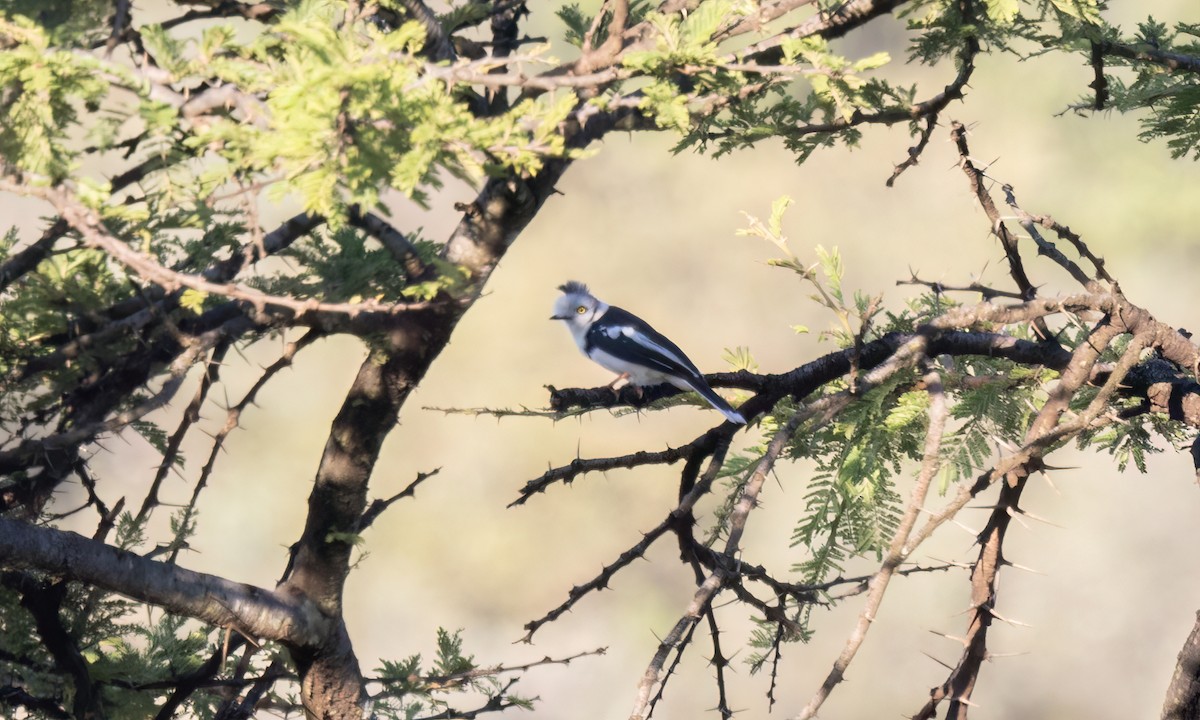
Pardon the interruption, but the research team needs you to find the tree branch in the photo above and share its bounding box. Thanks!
[1163,610,1200,720]
[795,367,948,719]
[358,468,441,531]
[13,577,101,719]
[950,121,1041,304]
[630,409,804,720]
[135,340,231,525]
[1094,40,1200,74]
[0,518,328,646]
[548,329,1075,416]
[519,430,735,643]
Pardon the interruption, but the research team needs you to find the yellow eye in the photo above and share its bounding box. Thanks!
[576,306,587,314]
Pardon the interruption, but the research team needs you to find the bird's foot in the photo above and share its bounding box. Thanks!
[606,372,630,398]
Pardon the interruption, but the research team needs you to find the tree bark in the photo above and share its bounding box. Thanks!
[0,518,326,646]
[1164,610,1200,720]
[279,163,576,717]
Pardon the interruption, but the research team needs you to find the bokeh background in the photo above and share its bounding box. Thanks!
[17,1,1200,717]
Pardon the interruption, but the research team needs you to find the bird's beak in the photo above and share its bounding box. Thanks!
[550,314,567,320]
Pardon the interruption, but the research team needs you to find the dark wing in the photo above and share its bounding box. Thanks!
[586,306,705,379]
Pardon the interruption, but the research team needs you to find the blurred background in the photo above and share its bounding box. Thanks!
[19,1,1200,717]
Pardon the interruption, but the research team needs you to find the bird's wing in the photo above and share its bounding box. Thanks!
[587,306,704,379]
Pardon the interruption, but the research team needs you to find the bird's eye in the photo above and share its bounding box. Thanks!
[576,306,587,314]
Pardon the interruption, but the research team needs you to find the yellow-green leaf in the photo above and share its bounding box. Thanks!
[179,288,208,314]
[984,0,1020,24]
[1049,0,1101,21]
[681,0,732,45]
[768,194,793,239]
[852,52,891,72]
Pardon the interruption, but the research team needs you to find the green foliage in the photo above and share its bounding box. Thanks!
[739,197,881,347]
[1076,403,1190,473]
[0,18,107,180]
[675,36,909,161]
[0,581,274,720]
[0,245,130,393]
[706,434,774,548]
[901,0,1100,63]
[789,374,918,580]
[0,0,585,217]
[621,0,737,72]
[0,0,111,45]
[139,0,582,215]
[113,512,147,551]
[438,2,492,34]
[0,0,1195,715]
[938,360,1046,489]
[371,628,534,719]
[131,420,177,463]
[559,0,654,48]
[734,373,925,667]
[0,586,56,701]
[723,345,758,372]
[1097,19,1200,159]
[259,226,415,303]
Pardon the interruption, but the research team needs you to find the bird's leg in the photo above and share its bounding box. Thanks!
[606,372,630,397]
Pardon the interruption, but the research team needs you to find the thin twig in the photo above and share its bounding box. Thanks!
[0,177,434,319]
[1000,183,1096,290]
[358,468,442,531]
[629,409,804,719]
[520,432,736,643]
[949,121,1041,307]
[135,340,232,525]
[794,367,948,719]
[166,330,320,564]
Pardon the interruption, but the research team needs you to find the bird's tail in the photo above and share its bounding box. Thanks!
[684,377,746,424]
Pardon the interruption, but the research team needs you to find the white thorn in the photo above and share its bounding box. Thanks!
[989,609,1032,628]
[1004,561,1044,575]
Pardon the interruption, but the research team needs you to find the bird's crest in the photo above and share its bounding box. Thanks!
[558,281,590,295]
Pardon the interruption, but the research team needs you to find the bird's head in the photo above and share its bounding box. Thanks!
[551,281,605,331]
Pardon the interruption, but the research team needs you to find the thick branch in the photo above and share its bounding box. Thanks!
[1163,610,1200,720]
[0,518,328,647]
[1095,40,1200,74]
[550,329,1073,415]
[13,577,100,719]
[0,218,69,293]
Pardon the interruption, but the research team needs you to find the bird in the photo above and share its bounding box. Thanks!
[550,281,746,424]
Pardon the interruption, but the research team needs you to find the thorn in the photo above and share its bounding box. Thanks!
[1039,463,1079,471]
[952,695,981,708]
[1013,507,1064,529]
[947,516,979,537]
[951,603,982,618]
[988,609,1033,628]
[1003,560,1044,575]
[985,650,1030,660]
[928,629,968,647]
[1004,505,1030,529]
[994,437,1019,452]
[926,555,974,570]
[921,651,954,670]
[1038,471,1062,495]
